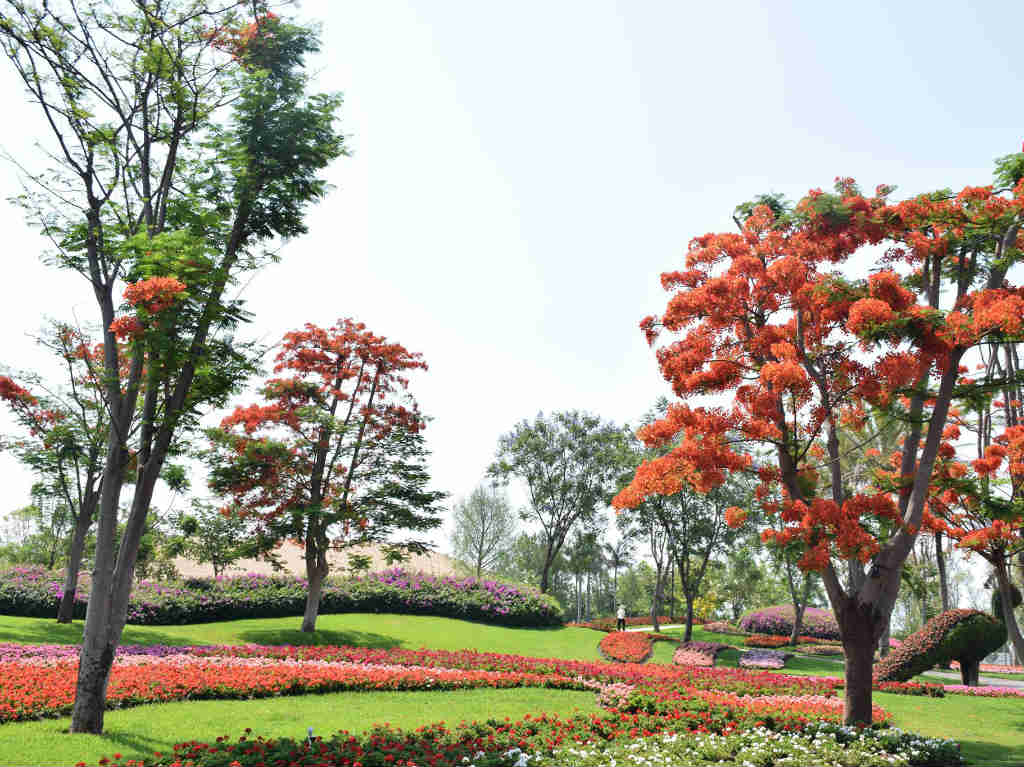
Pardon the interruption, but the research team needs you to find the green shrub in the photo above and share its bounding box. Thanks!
[874,609,1005,683]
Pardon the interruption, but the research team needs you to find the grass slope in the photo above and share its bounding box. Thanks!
[0,612,679,663]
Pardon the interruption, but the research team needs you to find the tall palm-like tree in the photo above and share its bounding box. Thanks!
[604,537,634,612]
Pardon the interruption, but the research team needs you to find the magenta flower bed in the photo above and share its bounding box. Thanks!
[738,649,789,669]
[738,605,839,641]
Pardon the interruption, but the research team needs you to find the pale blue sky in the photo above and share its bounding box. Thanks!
[0,1,1021,572]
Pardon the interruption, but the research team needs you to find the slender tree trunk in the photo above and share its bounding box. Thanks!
[684,593,695,642]
[58,513,91,623]
[71,441,128,734]
[668,561,675,622]
[301,534,328,633]
[935,532,950,612]
[650,568,663,633]
[301,568,326,633]
[789,603,806,646]
[995,558,1024,663]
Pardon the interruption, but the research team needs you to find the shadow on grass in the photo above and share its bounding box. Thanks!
[0,619,197,647]
[956,739,1024,766]
[236,628,403,648]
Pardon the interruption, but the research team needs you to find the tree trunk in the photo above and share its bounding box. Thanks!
[960,658,980,686]
[684,593,695,642]
[301,566,326,633]
[878,615,891,658]
[301,533,328,633]
[995,558,1024,663]
[71,440,128,734]
[789,603,806,646]
[935,532,950,612]
[650,570,663,633]
[540,553,552,594]
[57,514,91,623]
[841,619,877,726]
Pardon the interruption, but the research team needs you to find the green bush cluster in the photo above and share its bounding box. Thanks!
[874,609,1006,683]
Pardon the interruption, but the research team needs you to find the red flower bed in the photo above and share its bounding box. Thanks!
[0,657,587,723]
[744,634,791,648]
[598,631,653,663]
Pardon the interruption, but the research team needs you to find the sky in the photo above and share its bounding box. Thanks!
[1,0,1023,583]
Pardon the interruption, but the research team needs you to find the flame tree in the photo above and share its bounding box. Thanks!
[614,154,1024,724]
[0,2,345,732]
[0,325,109,623]
[927,338,1024,661]
[205,319,445,632]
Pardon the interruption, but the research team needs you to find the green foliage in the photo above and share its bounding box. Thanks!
[489,411,631,591]
[994,151,1024,188]
[451,485,517,577]
[169,501,270,577]
[991,582,1023,621]
[732,192,792,229]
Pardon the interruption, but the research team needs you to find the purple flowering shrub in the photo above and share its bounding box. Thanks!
[737,605,839,641]
[0,566,563,627]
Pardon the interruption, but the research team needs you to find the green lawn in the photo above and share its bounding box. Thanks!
[0,688,600,767]
[0,613,1020,765]
[0,613,624,660]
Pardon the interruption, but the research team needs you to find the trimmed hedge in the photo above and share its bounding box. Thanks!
[738,605,840,640]
[0,566,563,627]
[873,609,1006,683]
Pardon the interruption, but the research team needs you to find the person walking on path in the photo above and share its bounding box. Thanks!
[616,604,626,631]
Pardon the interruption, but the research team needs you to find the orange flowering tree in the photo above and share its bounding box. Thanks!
[925,338,1024,661]
[614,154,1024,724]
[205,319,445,632]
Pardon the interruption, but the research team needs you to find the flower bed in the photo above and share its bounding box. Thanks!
[744,634,791,648]
[0,566,562,627]
[702,620,746,635]
[0,642,969,766]
[0,642,851,727]
[673,641,730,668]
[799,643,844,656]
[951,660,1024,674]
[598,631,654,663]
[738,649,789,669]
[101,719,960,767]
[738,605,840,640]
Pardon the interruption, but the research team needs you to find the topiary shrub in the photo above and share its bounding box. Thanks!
[873,609,1006,685]
[737,605,839,640]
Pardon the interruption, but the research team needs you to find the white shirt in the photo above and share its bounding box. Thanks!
[617,606,625,619]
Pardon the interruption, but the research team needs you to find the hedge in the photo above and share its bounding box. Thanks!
[0,566,564,627]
